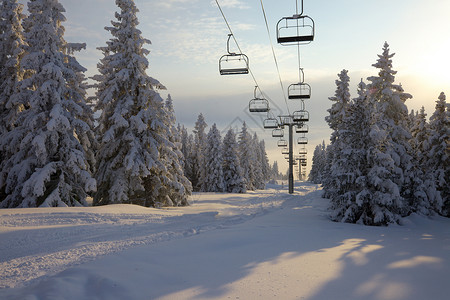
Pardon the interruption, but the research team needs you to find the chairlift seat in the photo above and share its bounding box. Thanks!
[272,128,284,138]
[277,139,288,147]
[297,137,308,145]
[277,35,314,44]
[249,98,269,113]
[298,148,307,155]
[288,83,311,100]
[296,124,309,133]
[264,118,279,129]
[219,53,249,75]
[293,110,309,122]
[276,15,315,46]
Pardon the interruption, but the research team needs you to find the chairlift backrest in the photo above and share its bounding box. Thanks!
[219,54,249,75]
[297,136,308,144]
[272,128,284,138]
[277,139,288,147]
[295,123,309,133]
[298,148,307,155]
[288,83,311,99]
[277,15,315,45]
[264,118,279,129]
[293,110,309,122]
[249,98,269,113]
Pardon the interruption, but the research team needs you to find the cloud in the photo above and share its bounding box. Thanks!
[212,0,250,10]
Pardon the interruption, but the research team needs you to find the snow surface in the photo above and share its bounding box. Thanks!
[1,182,449,300]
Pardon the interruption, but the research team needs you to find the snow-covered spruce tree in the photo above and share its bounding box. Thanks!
[322,69,351,200]
[328,79,379,223]
[270,161,280,181]
[93,0,181,207]
[190,113,208,191]
[222,128,246,193]
[0,0,96,208]
[427,92,449,215]
[409,106,441,214]
[238,122,256,190]
[0,0,26,137]
[364,42,426,222]
[259,139,270,186]
[252,133,265,189]
[202,123,224,192]
[160,95,192,205]
[309,141,327,184]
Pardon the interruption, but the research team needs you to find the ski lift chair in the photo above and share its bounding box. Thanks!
[272,128,284,138]
[288,83,311,99]
[293,110,309,122]
[297,136,308,144]
[249,86,269,113]
[298,148,307,155]
[295,123,309,133]
[282,147,289,155]
[219,34,249,75]
[263,117,279,129]
[277,139,288,147]
[276,15,315,45]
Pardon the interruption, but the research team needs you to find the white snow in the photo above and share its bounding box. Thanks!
[1,182,449,300]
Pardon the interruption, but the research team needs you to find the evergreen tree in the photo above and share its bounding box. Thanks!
[271,161,280,181]
[364,42,417,223]
[409,106,442,214]
[252,133,265,189]
[238,122,256,190]
[93,0,175,207]
[203,124,224,192]
[259,139,271,185]
[191,113,208,191]
[222,128,246,193]
[160,95,192,205]
[427,92,449,215]
[0,0,96,207]
[309,141,327,184]
[323,69,351,200]
[0,0,26,136]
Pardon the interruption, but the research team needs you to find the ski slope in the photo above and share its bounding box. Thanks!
[0,183,449,300]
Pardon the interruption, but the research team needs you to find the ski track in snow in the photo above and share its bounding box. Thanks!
[0,186,303,289]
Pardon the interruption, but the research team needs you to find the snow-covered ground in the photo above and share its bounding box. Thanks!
[1,182,449,300]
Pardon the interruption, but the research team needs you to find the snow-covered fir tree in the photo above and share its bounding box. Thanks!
[202,123,225,192]
[190,113,208,191]
[222,128,246,193]
[427,92,449,215]
[160,95,192,205]
[93,0,185,207]
[238,122,257,190]
[259,139,271,186]
[0,0,26,137]
[322,69,351,200]
[0,0,96,208]
[270,161,281,181]
[364,42,422,223]
[309,141,327,184]
[252,133,265,189]
[409,106,442,214]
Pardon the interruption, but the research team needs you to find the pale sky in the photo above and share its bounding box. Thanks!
[19,0,450,173]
